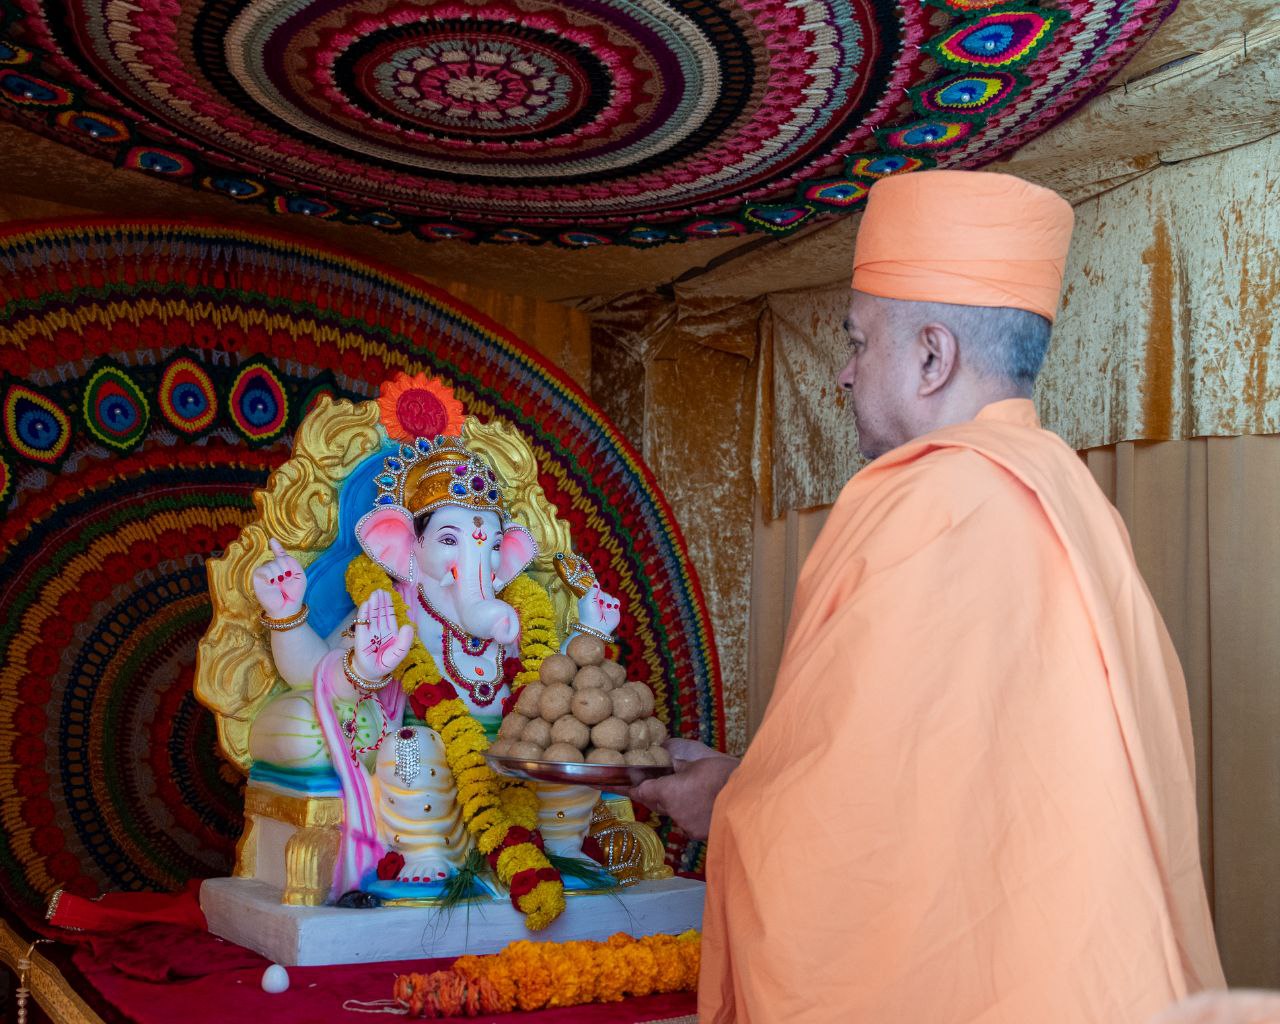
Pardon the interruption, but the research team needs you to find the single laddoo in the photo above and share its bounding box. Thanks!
[570,688,611,726]
[515,683,544,718]
[522,717,553,749]
[609,687,642,724]
[543,742,584,762]
[498,713,528,740]
[590,717,629,752]
[538,682,574,723]
[600,660,627,688]
[566,634,606,668]
[572,665,607,691]
[626,681,656,718]
[551,715,591,749]
[539,653,578,686]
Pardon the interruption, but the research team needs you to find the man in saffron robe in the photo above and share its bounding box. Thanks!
[629,170,1225,1022]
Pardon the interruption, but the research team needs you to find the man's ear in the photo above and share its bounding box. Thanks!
[917,322,959,397]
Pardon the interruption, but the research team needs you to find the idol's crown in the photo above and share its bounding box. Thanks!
[372,435,504,521]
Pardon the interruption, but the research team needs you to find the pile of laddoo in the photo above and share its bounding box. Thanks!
[489,634,669,766]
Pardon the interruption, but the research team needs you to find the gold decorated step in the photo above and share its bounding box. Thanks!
[235,785,342,907]
[236,784,672,903]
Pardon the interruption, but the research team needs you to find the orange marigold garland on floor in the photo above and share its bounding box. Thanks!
[345,555,565,929]
[391,932,701,1018]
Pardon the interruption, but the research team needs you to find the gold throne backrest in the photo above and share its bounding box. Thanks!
[194,397,580,772]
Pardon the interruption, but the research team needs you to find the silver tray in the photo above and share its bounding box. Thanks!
[484,752,673,788]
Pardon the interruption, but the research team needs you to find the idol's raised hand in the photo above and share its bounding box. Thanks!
[252,538,308,618]
[350,589,415,682]
[556,552,621,637]
[579,584,621,637]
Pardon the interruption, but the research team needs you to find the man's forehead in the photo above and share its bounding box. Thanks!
[845,290,880,332]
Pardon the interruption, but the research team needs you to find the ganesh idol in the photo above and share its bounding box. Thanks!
[196,376,648,932]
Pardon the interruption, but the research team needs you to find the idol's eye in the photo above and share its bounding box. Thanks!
[492,540,502,551]
[438,534,457,546]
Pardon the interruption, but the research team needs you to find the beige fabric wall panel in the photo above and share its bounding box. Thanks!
[764,287,864,516]
[1087,437,1280,988]
[1041,135,1280,450]
[1202,436,1280,987]
[1083,443,1215,891]
[747,501,830,738]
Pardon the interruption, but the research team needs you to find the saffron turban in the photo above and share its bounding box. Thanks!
[851,170,1075,322]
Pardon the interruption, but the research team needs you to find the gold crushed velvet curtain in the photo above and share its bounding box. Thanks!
[745,437,1280,988]
[1039,136,1280,450]
[583,291,764,755]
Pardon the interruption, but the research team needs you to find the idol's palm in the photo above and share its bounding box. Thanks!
[349,589,414,681]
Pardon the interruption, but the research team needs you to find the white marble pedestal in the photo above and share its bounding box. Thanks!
[201,876,705,966]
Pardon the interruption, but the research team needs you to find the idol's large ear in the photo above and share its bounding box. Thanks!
[494,523,538,591]
[355,505,419,584]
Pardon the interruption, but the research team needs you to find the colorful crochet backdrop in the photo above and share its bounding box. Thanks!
[0,219,723,932]
[0,0,1175,246]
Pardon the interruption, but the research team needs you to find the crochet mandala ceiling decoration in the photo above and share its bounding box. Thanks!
[0,0,1173,246]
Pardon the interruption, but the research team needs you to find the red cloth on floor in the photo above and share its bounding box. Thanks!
[48,880,207,933]
[80,924,268,982]
[71,935,696,1024]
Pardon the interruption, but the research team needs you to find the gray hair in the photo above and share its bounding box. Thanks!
[885,298,1053,387]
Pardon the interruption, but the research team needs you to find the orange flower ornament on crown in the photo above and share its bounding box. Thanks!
[379,373,466,444]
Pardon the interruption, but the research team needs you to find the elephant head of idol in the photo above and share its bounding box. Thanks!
[355,435,537,646]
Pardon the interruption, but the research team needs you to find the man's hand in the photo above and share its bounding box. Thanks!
[619,739,739,841]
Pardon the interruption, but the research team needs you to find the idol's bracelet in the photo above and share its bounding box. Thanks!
[342,647,393,693]
[260,604,309,632]
[569,621,615,645]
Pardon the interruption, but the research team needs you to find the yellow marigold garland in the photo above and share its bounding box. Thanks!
[392,932,701,1017]
[498,780,539,830]
[344,555,565,929]
[498,573,557,690]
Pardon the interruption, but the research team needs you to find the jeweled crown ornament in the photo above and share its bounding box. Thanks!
[371,435,506,522]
